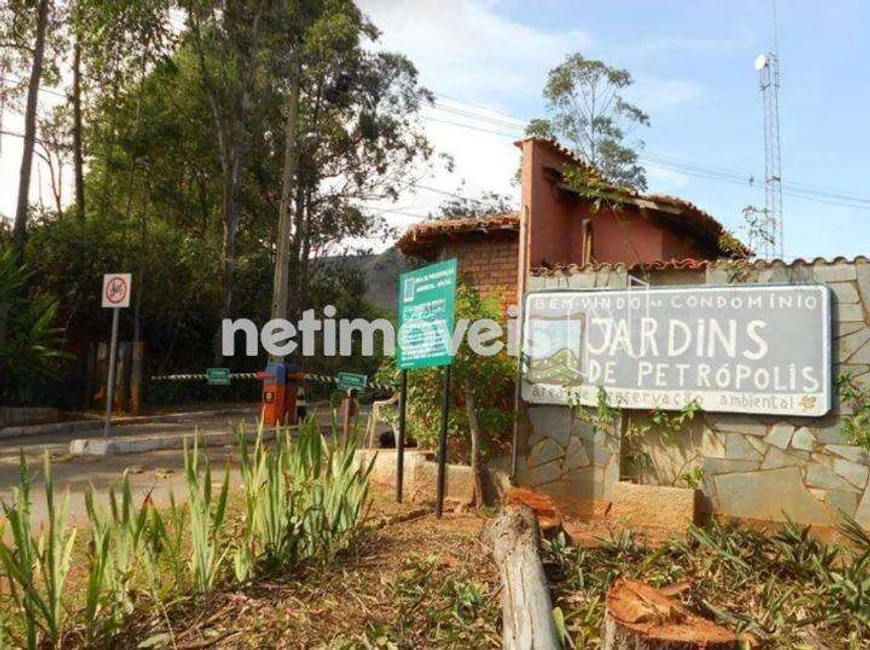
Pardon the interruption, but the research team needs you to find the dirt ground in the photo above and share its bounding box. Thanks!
[111,487,502,649]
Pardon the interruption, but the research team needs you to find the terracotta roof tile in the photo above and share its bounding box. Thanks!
[396,212,519,255]
[529,255,870,276]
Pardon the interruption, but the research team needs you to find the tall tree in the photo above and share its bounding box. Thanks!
[185,0,269,361]
[9,0,50,251]
[528,53,650,191]
[71,33,85,222]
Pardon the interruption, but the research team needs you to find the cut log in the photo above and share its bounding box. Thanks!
[506,487,563,536]
[485,505,561,650]
[602,578,740,649]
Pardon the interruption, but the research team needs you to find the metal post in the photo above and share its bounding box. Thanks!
[103,308,120,439]
[341,389,353,446]
[396,369,408,503]
[435,364,451,518]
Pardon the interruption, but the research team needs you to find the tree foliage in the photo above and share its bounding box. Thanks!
[0,0,436,405]
[528,53,650,191]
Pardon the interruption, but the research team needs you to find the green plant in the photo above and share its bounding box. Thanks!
[0,452,76,649]
[184,436,231,595]
[836,371,870,450]
[0,248,71,405]
[234,423,300,581]
[678,467,705,490]
[147,490,187,593]
[293,415,374,562]
[85,471,155,623]
[82,518,111,643]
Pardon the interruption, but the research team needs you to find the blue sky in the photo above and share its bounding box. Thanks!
[360,0,870,260]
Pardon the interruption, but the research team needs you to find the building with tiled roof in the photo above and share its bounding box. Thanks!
[396,137,748,307]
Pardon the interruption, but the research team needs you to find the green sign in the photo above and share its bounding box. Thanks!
[337,371,367,392]
[206,367,231,386]
[397,259,458,370]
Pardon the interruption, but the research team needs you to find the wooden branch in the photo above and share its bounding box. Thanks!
[485,505,561,650]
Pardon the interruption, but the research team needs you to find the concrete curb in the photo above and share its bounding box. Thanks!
[69,425,282,457]
[0,408,259,440]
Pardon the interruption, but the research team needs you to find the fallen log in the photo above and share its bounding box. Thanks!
[602,578,740,649]
[485,505,561,650]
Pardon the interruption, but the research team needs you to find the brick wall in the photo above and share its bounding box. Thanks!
[441,232,519,311]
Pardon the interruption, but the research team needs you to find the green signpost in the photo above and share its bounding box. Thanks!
[397,259,458,370]
[396,259,458,517]
[336,371,367,392]
[206,367,231,386]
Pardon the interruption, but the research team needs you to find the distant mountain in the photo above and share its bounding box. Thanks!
[322,247,409,315]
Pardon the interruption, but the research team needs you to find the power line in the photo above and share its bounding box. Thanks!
[423,93,870,213]
[432,92,525,123]
[422,115,523,139]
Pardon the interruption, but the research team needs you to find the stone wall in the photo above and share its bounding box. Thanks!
[520,257,870,529]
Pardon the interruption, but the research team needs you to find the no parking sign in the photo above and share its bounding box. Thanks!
[102,273,132,308]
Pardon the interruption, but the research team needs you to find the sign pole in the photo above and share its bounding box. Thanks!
[101,272,131,439]
[396,369,408,503]
[103,308,120,439]
[341,388,353,446]
[435,364,451,518]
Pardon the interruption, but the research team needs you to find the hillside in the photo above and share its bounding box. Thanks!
[323,247,410,315]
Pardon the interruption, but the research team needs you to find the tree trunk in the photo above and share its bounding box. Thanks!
[484,505,561,650]
[602,579,739,650]
[462,381,485,506]
[214,159,240,365]
[270,72,302,338]
[72,36,85,223]
[13,0,49,252]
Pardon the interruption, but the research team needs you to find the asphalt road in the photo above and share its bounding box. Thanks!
[0,405,380,530]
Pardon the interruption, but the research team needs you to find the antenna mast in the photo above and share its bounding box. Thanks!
[755,1,783,258]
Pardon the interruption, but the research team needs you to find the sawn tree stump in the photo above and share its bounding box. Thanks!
[602,578,740,649]
[485,505,561,650]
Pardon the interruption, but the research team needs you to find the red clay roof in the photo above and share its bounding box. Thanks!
[530,255,870,276]
[395,137,748,258]
[516,137,749,257]
[396,212,519,255]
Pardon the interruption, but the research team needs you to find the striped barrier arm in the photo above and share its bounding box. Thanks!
[150,371,395,391]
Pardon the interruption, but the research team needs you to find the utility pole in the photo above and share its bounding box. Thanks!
[270,68,302,362]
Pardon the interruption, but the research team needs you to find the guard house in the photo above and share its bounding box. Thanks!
[396,137,748,307]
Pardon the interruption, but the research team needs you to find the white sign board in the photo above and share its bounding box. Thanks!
[521,285,831,417]
[102,273,132,309]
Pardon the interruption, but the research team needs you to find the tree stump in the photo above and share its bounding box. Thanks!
[485,505,561,650]
[602,578,740,649]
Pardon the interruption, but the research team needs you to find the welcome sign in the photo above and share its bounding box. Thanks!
[521,285,832,416]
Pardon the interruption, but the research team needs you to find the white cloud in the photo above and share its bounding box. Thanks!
[358,0,590,104]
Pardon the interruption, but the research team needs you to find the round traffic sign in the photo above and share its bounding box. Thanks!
[105,276,128,305]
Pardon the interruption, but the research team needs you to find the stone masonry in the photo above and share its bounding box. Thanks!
[520,257,870,530]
